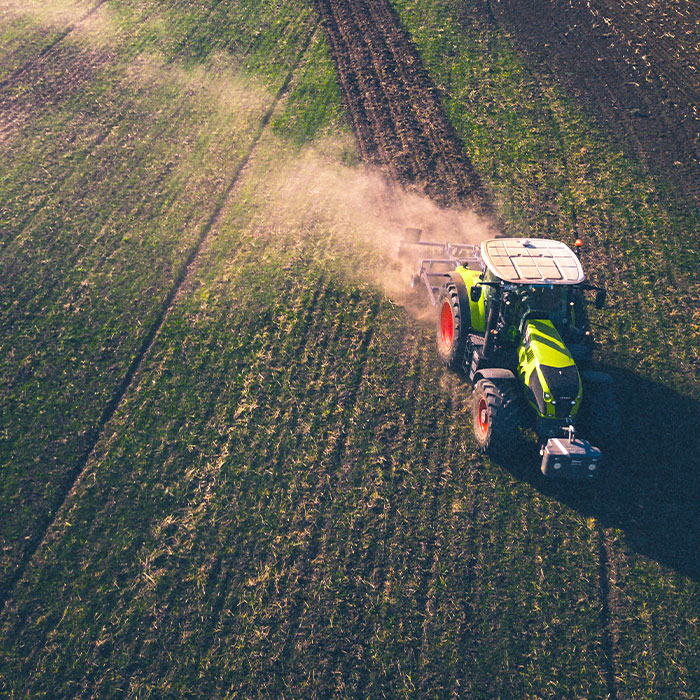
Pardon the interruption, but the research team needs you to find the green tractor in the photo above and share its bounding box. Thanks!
[404,232,619,478]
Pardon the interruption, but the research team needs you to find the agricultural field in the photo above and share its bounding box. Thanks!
[1,0,699,698]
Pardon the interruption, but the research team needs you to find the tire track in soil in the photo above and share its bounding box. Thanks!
[596,522,618,700]
[314,0,494,215]
[0,23,319,616]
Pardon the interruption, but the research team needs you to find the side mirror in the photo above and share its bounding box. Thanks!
[470,285,482,303]
[594,289,606,309]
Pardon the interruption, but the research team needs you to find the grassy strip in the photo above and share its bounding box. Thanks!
[0,2,317,596]
[389,0,700,694]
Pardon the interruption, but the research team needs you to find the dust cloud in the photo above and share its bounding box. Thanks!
[266,141,496,320]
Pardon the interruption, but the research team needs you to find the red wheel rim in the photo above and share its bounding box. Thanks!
[477,397,489,434]
[440,301,454,348]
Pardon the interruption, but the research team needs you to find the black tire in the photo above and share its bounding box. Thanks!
[579,381,621,447]
[472,379,523,455]
[436,282,468,371]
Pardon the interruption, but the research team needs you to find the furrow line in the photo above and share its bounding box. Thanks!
[0,22,319,615]
[321,0,405,179]
[596,522,618,700]
[316,0,492,213]
[269,301,381,677]
[350,0,432,180]
[312,5,377,163]
[363,0,491,211]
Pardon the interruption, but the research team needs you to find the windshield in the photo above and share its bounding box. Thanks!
[509,284,570,327]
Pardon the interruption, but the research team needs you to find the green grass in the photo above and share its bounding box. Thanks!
[0,124,608,696]
[2,0,700,697]
[0,0,318,597]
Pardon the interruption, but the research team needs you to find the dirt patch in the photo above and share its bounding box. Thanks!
[0,40,113,143]
[483,0,700,204]
[315,0,495,217]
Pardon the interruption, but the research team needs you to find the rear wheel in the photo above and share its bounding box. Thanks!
[472,379,523,455]
[436,283,468,371]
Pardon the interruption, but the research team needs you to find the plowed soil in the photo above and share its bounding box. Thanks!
[485,0,700,203]
[319,0,698,204]
[315,0,492,213]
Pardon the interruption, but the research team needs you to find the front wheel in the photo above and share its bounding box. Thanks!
[472,379,523,456]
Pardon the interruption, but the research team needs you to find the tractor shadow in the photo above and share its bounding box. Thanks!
[502,367,700,582]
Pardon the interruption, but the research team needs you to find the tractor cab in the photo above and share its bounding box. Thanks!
[474,239,604,366]
[479,237,585,330]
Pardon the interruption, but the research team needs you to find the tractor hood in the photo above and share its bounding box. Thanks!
[517,319,582,420]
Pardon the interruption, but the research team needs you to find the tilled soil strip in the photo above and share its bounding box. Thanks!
[314,0,494,216]
[486,0,700,204]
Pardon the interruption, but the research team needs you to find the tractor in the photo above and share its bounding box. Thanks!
[403,231,619,478]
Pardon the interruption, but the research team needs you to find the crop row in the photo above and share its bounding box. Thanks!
[1,52,612,691]
[3,0,700,696]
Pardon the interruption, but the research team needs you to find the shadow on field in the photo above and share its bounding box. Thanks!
[505,368,700,581]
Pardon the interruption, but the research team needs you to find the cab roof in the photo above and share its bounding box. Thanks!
[481,238,585,285]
